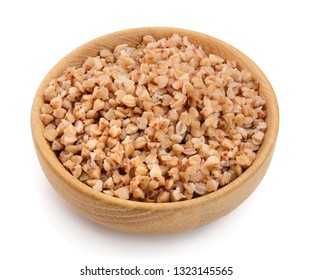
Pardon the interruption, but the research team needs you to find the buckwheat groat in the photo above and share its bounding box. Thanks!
[41,34,266,202]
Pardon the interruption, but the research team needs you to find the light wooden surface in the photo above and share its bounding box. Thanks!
[31,27,279,234]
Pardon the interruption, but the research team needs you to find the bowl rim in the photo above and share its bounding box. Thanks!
[31,26,279,211]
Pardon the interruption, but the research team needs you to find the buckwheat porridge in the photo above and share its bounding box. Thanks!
[40,34,266,202]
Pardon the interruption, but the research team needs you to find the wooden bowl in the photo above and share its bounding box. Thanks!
[31,27,279,234]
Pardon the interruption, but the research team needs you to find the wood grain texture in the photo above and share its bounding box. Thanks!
[31,27,279,234]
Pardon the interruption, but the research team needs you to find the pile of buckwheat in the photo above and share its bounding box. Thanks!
[40,34,266,202]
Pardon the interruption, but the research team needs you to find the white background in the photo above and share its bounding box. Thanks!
[1,0,312,279]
